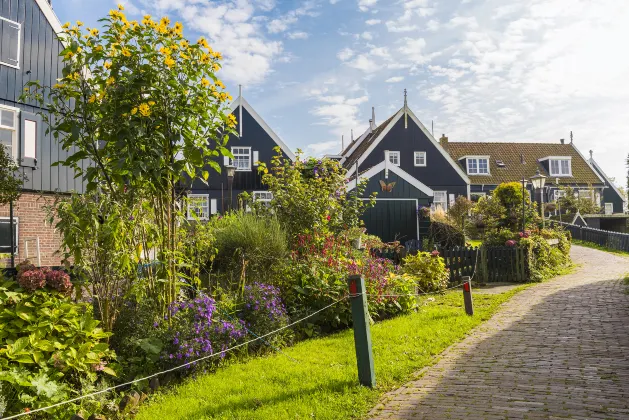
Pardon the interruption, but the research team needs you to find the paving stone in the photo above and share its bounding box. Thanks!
[370,246,629,420]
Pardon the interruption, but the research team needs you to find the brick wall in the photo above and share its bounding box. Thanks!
[0,192,64,267]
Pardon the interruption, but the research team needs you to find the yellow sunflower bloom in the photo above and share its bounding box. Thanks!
[62,22,70,29]
[201,78,210,87]
[216,80,225,89]
[104,61,112,69]
[164,56,175,67]
[159,47,171,56]
[76,20,83,26]
[64,51,74,59]
[138,103,151,117]
[201,54,211,64]
[95,45,103,52]
[212,62,220,71]
[118,3,124,10]
[121,48,131,57]
[148,101,156,106]
[88,95,96,103]
[174,22,183,34]
[160,17,170,26]
[53,83,65,89]
[197,37,209,49]
[90,28,99,36]
[106,76,115,85]
[180,40,189,49]
[212,51,222,60]
[131,107,138,115]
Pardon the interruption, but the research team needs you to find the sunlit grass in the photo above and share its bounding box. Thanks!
[138,287,527,419]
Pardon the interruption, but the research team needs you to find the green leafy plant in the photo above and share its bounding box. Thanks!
[0,279,115,416]
[557,186,601,215]
[400,251,450,293]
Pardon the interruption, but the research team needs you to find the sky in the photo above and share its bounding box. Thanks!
[50,0,629,189]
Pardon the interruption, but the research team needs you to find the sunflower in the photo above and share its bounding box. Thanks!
[138,103,151,117]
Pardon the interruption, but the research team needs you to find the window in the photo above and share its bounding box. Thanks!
[578,189,593,200]
[466,156,490,175]
[0,106,18,159]
[231,147,251,171]
[0,217,18,255]
[549,158,571,176]
[253,191,273,202]
[387,151,400,166]
[187,194,210,220]
[470,192,486,202]
[433,191,447,211]
[554,190,566,202]
[414,151,426,167]
[605,203,614,215]
[0,17,21,69]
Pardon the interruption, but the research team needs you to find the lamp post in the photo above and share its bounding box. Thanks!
[556,177,562,224]
[530,169,547,228]
[521,177,528,233]
[225,164,236,212]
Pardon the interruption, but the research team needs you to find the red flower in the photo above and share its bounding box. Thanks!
[430,250,440,257]
[326,215,331,221]
[505,240,517,247]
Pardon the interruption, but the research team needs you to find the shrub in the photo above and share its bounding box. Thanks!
[401,251,450,293]
[17,269,47,292]
[0,279,114,417]
[45,270,73,295]
[520,229,572,281]
[240,283,292,352]
[447,196,474,230]
[429,221,465,248]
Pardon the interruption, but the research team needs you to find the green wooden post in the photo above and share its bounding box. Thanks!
[347,275,376,388]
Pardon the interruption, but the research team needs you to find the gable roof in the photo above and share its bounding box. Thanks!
[229,96,295,161]
[35,0,67,46]
[342,112,399,170]
[347,160,434,196]
[446,142,604,186]
[589,157,627,206]
[342,107,471,184]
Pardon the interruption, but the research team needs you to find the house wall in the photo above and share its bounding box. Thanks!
[1,0,85,194]
[0,192,64,267]
[600,185,625,214]
[358,117,469,200]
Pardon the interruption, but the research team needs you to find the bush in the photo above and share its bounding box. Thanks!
[401,251,450,293]
[211,211,289,291]
[429,221,465,248]
[521,229,572,282]
[0,279,114,417]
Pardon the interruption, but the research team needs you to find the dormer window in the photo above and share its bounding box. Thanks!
[466,156,490,175]
[387,151,400,166]
[549,158,571,176]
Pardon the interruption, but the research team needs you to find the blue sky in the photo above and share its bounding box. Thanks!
[51,0,629,188]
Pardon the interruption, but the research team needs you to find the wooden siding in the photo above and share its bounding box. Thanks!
[0,0,85,194]
[358,116,468,199]
[190,105,290,194]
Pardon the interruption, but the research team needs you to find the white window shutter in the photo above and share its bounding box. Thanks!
[223,156,230,165]
[253,151,259,166]
[20,111,40,168]
[210,199,217,214]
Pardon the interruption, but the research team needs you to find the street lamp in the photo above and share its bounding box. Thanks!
[520,177,528,233]
[225,164,236,212]
[530,169,547,228]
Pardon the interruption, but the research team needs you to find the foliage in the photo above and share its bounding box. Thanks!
[0,145,24,206]
[470,195,506,230]
[520,229,572,282]
[447,196,474,230]
[255,148,376,241]
[400,251,450,293]
[493,182,527,210]
[557,186,601,215]
[0,279,114,416]
[210,211,288,294]
[429,221,465,248]
[21,8,235,315]
[471,185,540,234]
[239,283,292,352]
[137,288,526,420]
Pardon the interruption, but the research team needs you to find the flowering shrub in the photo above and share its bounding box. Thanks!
[159,296,246,373]
[401,251,450,293]
[46,270,73,295]
[505,239,517,247]
[17,269,46,292]
[240,283,291,351]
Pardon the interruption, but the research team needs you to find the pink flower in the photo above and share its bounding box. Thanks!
[430,250,440,257]
[505,240,517,247]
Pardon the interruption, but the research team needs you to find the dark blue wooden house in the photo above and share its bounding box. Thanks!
[186,94,295,219]
[340,95,470,242]
[0,0,83,266]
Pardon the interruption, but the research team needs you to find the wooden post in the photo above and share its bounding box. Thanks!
[462,276,474,316]
[347,275,376,388]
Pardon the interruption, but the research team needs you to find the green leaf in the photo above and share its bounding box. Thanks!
[10,336,30,355]
[137,337,163,355]
[101,366,117,377]
[14,354,34,364]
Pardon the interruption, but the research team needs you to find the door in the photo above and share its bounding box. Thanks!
[361,199,418,243]
[604,203,613,215]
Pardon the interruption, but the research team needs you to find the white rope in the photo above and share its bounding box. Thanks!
[2,296,349,419]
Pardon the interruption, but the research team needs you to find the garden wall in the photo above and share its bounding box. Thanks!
[0,192,64,267]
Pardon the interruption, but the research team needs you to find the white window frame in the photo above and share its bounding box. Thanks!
[387,151,400,166]
[0,104,19,160]
[231,146,252,171]
[542,156,572,177]
[466,156,490,175]
[0,216,19,255]
[414,151,426,167]
[0,16,21,69]
[187,194,210,220]
[554,190,566,202]
[578,189,593,201]
[253,191,273,202]
[604,203,614,215]
[433,191,448,211]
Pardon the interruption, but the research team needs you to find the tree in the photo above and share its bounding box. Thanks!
[22,6,235,311]
[557,186,601,215]
[447,196,474,230]
[0,147,22,206]
[253,148,376,242]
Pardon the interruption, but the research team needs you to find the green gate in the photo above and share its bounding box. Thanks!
[361,199,419,243]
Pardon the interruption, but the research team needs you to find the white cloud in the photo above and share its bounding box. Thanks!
[346,54,377,72]
[365,19,381,25]
[386,76,404,83]
[386,21,418,32]
[309,92,370,142]
[361,31,373,40]
[428,65,467,81]
[288,31,309,39]
[426,19,439,31]
[337,47,355,61]
[358,0,377,13]
[267,1,317,33]
[398,37,429,63]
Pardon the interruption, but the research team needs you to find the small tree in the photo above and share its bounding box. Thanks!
[557,186,601,215]
[447,196,474,230]
[22,6,235,311]
[0,147,22,206]
[255,148,376,242]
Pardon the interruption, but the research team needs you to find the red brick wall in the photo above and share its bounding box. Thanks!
[0,192,65,267]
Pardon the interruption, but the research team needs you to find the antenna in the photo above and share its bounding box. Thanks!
[371,106,376,126]
[238,85,243,138]
[341,135,344,152]
[570,131,573,144]
[404,89,408,129]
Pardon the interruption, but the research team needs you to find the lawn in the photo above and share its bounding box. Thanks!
[137,287,528,420]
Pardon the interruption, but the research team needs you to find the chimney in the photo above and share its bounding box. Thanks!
[368,119,373,133]
[439,134,449,152]
[589,150,593,159]
[560,138,565,144]
[371,107,376,129]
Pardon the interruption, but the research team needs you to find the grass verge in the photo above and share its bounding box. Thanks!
[137,286,529,420]
[572,240,629,256]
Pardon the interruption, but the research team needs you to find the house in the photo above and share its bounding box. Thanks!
[340,93,470,242]
[186,92,295,219]
[0,0,82,266]
[585,151,628,232]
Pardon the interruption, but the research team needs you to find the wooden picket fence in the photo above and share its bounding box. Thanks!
[555,221,629,253]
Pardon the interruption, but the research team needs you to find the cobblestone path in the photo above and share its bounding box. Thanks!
[371,245,629,419]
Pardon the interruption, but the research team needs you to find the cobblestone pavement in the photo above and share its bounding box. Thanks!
[371,245,629,420]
